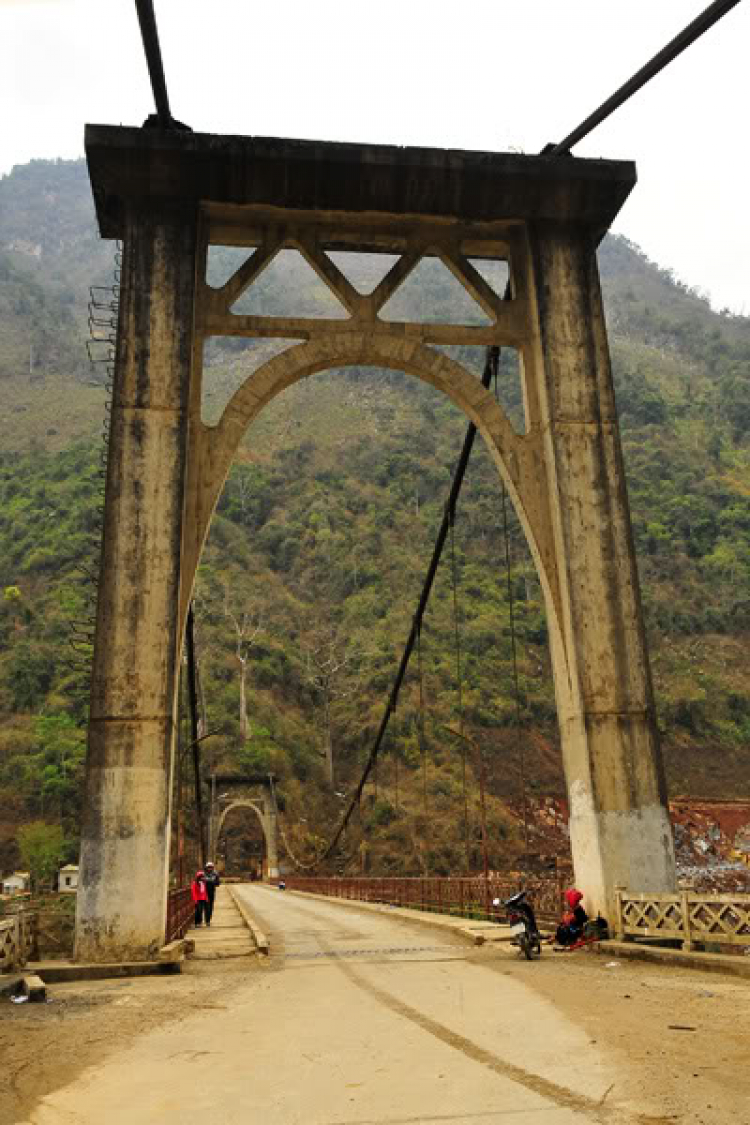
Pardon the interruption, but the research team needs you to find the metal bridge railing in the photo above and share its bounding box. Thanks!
[165,887,193,944]
[280,875,566,925]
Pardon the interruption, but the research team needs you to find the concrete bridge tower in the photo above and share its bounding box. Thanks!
[75,125,675,961]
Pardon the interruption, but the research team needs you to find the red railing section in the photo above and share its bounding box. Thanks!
[165,886,193,944]
[279,875,566,923]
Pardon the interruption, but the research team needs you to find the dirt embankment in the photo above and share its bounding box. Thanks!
[508,950,750,1125]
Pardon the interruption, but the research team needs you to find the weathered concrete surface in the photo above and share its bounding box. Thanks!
[79,127,672,960]
[227,885,269,954]
[75,204,197,963]
[593,939,750,979]
[29,939,189,983]
[85,125,635,241]
[522,222,677,919]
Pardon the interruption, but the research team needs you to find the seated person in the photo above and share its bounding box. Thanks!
[554,887,588,947]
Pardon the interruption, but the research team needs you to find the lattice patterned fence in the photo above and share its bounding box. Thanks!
[0,911,38,973]
[616,890,750,951]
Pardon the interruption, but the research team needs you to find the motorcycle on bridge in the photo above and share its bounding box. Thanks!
[494,890,543,960]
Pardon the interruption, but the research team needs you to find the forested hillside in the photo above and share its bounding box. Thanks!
[1,158,750,876]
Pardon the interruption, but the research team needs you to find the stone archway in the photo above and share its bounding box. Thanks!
[75,126,676,961]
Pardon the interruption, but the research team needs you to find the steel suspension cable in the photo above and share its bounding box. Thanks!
[186,602,207,867]
[267,773,322,872]
[134,0,190,129]
[500,482,530,854]
[449,517,470,870]
[546,0,742,155]
[175,659,189,885]
[417,623,427,817]
[317,349,499,860]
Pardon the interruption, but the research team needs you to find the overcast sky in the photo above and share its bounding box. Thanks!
[2,0,748,313]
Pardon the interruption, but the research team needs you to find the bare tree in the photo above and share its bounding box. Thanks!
[302,623,360,787]
[224,598,263,742]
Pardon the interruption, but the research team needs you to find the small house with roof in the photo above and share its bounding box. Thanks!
[2,872,30,895]
[58,864,79,893]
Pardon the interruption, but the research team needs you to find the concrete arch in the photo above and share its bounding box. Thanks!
[214,799,279,879]
[215,800,267,848]
[183,333,568,702]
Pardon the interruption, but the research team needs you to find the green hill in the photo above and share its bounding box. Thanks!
[1,158,750,876]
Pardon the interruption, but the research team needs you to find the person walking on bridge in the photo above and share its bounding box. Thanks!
[203,861,221,926]
[191,869,209,927]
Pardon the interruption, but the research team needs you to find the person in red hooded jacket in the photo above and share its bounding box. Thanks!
[191,869,209,927]
[553,887,588,947]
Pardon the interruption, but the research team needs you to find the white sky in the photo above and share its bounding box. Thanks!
[2,0,748,313]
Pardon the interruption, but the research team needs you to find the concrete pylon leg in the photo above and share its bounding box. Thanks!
[265,805,280,880]
[527,222,676,920]
[75,205,197,962]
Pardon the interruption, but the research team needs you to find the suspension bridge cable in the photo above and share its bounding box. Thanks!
[417,623,428,817]
[186,602,207,867]
[174,663,189,885]
[318,348,500,860]
[134,0,173,123]
[546,0,742,156]
[449,516,470,870]
[134,0,190,129]
[267,774,321,872]
[500,480,530,855]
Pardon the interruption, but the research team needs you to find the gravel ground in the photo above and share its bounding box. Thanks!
[0,958,261,1125]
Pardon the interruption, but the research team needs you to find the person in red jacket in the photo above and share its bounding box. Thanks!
[191,870,209,927]
[553,887,588,947]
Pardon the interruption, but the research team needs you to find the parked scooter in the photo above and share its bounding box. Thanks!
[493,890,542,960]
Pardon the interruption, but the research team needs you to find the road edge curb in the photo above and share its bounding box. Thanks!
[228,886,270,955]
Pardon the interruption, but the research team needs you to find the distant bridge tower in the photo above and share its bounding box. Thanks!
[75,125,675,961]
[208,774,280,880]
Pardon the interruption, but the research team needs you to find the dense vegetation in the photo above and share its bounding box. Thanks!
[1,159,750,876]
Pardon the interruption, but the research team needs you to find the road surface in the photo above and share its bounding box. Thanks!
[27,885,749,1124]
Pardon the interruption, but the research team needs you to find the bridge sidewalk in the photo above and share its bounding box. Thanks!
[189,886,256,959]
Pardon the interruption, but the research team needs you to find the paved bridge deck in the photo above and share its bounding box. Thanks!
[25,884,750,1124]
